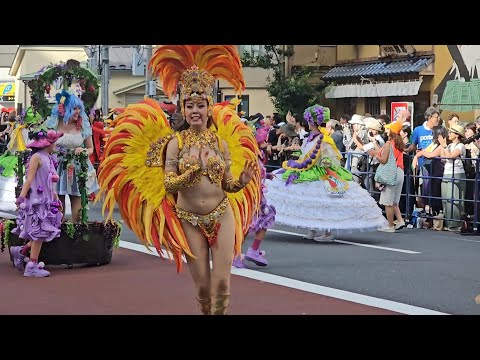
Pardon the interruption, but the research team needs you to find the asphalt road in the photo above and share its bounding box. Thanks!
[4,202,480,315]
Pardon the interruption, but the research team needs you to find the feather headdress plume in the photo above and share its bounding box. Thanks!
[149,45,245,115]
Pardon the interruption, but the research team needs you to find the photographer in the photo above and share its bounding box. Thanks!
[463,122,479,216]
[346,114,369,185]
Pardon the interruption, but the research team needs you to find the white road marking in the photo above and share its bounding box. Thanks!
[268,229,421,254]
[229,268,448,315]
[118,240,446,315]
[436,235,480,244]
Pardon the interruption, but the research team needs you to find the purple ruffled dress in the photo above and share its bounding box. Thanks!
[249,161,276,233]
[12,150,62,242]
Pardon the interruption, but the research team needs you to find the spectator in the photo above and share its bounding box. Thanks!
[406,107,440,208]
[377,114,391,126]
[438,124,466,231]
[346,114,368,185]
[446,113,460,130]
[292,113,308,141]
[367,121,405,232]
[273,123,301,163]
[463,122,479,216]
[266,113,285,169]
[364,118,385,200]
[399,125,415,222]
[326,119,345,153]
[395,109,411,125]
[413,126,447,217]
[169,112,189,131]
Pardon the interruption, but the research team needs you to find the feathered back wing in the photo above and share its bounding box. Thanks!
[96,97,193,272]
[212,98,262,255]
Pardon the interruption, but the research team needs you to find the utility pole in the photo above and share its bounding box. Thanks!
[101,45,110,117]
[145,45,153,98]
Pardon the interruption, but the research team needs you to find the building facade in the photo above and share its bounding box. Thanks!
[321,45,480,125]
[323,45,435,126]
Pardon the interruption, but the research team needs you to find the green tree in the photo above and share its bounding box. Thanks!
[241,45,326,116]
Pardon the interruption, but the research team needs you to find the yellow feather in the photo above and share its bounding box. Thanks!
[143,203,154,246]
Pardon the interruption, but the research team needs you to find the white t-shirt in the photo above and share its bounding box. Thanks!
[444,142,466,175]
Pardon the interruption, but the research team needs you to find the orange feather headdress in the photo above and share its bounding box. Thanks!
[149,45,245,115]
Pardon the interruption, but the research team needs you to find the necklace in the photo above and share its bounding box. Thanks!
[183,128,218,149]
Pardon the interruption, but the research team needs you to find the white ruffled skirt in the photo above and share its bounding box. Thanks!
[0,176,72,216]
[0,176,17,212]
[264,170,388,235]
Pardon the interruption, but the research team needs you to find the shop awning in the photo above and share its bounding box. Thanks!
[323,57,433,80]
[325,79,423,99]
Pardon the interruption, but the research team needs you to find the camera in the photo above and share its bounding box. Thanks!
[461,128,480,145]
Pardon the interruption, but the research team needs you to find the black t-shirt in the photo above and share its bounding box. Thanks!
[267,128,281,168]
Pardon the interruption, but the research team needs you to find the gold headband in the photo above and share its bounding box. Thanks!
[179,66,214,115]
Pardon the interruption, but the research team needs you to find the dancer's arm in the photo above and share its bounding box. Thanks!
[164,137,201,193]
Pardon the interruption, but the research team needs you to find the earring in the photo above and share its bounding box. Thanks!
[208,110,212,117]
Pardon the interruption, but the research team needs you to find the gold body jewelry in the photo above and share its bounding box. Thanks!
[175,196,229,246]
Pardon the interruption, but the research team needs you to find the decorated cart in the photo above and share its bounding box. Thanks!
[0,59,121,268]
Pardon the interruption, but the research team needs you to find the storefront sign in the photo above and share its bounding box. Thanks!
[0,82,15,97]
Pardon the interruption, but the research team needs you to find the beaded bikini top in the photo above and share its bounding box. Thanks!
[177,128,228,186]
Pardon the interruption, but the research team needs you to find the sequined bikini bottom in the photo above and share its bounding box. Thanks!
[175,196,230,246]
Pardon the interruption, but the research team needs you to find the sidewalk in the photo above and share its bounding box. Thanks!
[0,246,399,315]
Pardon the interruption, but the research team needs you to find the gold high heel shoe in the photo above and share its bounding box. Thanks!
[196,297,211,315]
[211,294,230,315]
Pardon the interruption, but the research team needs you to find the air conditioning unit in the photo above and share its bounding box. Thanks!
[148,80,157,96]
[132,50,145,76]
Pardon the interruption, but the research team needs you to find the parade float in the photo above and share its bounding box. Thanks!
[0,59,121,268]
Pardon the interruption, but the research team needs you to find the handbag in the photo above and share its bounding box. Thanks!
[374,145,398,186]
[421,144,438,172]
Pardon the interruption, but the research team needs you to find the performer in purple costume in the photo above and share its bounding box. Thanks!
[10,129,64,277]
[233,126,276,268]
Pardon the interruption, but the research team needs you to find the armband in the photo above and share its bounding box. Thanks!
[164,164,201,193]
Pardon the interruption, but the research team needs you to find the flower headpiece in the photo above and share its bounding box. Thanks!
[27,128,64,149]
[55,90,71,117]
[303,104,331,126]
[149,45,245,116]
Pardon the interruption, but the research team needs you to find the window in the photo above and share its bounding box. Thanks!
[344,98,357,116]
[225,95,249,117]
[239,45,265,58]
[365,98,380,116]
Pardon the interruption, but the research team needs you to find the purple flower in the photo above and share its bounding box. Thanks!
[51,207,59,214]
[37,186,44,193]
[285,172,299,187]
[38,131,44,137]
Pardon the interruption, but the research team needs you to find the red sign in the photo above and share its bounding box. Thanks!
[391,102,414,126]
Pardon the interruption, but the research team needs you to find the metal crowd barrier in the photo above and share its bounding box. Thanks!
[263,150,480,234]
